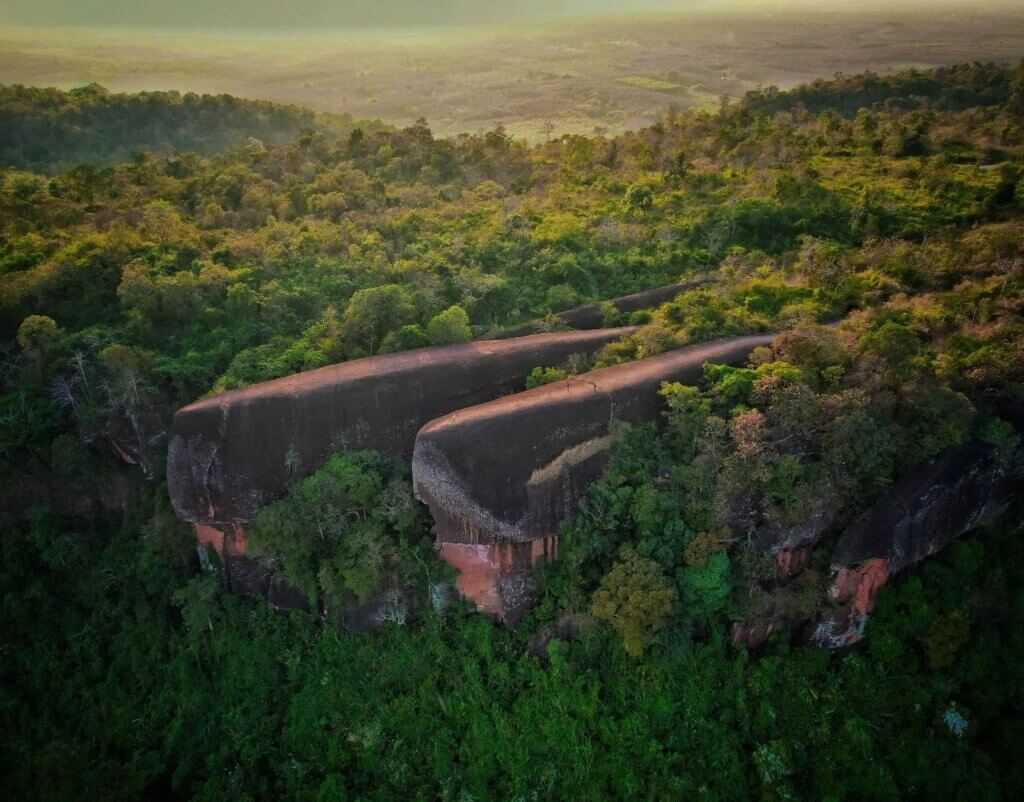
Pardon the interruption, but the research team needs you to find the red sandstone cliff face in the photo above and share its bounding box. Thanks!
[436,538,557,625]
[732,443,1021,650]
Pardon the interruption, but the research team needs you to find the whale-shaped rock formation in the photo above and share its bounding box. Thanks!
[167,327,634,547]
[412,332,776,622]
[484,280,705,340]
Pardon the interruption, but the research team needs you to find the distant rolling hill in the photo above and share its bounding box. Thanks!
[0,83,389,173]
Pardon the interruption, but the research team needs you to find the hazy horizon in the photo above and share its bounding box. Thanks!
[3,1,707,30]
[1,0,1009,31]
[2,0,1022,139]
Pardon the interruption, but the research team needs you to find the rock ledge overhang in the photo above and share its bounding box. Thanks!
[483,279,706,340]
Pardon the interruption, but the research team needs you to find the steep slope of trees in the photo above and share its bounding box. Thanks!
[1,63,1023,799]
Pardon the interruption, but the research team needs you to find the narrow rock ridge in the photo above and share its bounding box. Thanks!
[413,332,776,546]
[483,279,707,340]
[167,326,634,530]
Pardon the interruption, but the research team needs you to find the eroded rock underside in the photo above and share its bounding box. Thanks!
[412,333,777,621]
[166,327,632,620]
[165,317,1021,642]
[735,442,1021,649]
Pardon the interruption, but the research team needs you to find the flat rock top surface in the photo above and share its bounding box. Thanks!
[178,327,637,415]
[419,332,776,434]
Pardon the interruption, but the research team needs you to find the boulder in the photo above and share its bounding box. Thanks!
[830,442,1018,572]
[413,333,776,621]
[754,498,834,555]
[484,280,705,339]
[776,546,813,585]
[98,408,168,479]
[812,442,1021,648]
[167,327,633,531]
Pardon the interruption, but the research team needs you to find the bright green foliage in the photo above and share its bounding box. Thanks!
[525,365,569,389]
[591,546,677,657]
[247,451,430,606]
[380,323,430,353]
[16,314,59,353]
[426,304,472,345]
[342,285,417,354]
[677,550,732,619]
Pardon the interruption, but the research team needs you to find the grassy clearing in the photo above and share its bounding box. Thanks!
[617,76,684,92]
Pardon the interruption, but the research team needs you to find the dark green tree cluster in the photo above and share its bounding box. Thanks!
[247,451,436,608]
[2,479,1021,799]
[0,83,385,174]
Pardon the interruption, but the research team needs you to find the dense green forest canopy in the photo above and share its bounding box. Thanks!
[1,62,1023,799]
[0,83,387,174]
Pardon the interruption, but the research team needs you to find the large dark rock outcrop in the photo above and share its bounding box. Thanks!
[412,333,775,621]
[830,442,1019,572]
[98,408,168,479]
[413,333,776,545]
[813,442,1022,648]
[167,327,633,532]
[484,280,704,340]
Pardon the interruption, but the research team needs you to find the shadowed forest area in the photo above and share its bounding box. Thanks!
[1,4,1023,798]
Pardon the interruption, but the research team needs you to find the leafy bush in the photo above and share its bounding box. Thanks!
[247,451,431,607]
[591,546,677,657]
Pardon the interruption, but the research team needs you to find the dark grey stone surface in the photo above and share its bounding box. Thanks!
[167,327,633,526]
[831,442,1021,571]
[412,333,776,545]
[483,280,705,339]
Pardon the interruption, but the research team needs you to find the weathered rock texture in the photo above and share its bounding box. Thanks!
[830,442,1017,572]
[412,333,775,620]
[98,409,168,479]
[436,537,557,626]
[414,333,776,544]
[754,498,835,555]
[167,327,633,531]
[813,442,1021,648]
[484,280,704,340]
